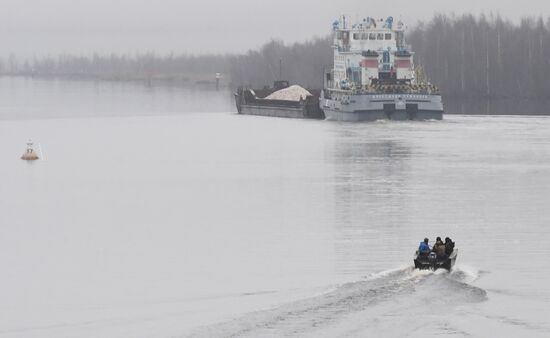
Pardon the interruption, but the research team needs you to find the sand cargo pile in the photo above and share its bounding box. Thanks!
[265,85,313,101]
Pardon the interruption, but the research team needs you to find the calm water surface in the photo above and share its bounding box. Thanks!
[0,77,549,337]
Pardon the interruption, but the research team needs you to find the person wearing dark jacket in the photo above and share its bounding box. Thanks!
[445,237,455,255]
[432,237,446,257]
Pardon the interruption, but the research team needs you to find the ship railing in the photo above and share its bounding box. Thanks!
[327,85,441,96]
[326,87,357,95]
[361,84,441,95]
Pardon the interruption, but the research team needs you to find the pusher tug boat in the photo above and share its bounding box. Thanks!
[321,16,444,121]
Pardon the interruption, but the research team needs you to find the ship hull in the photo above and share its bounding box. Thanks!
[321,93,444,122]
[323,109,443,122]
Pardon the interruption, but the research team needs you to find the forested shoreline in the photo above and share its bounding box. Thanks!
[3,14,550,102]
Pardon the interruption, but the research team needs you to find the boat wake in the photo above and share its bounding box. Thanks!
[185,266,487,337]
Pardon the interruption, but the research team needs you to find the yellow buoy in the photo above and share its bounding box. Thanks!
[21,140,39,161]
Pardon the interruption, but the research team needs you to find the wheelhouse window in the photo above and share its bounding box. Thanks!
[377,33,384,40]
[369,33,376,40]
[353,33,360,40]
[385,33,392,40]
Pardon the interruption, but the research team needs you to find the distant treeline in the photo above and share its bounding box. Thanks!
[2,14,550,99]
[0,52,234,83]
[229,37,331,89]
[0,38,331,88]
[408,14,550,99]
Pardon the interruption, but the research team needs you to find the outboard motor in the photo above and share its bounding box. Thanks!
[428,252,437,270]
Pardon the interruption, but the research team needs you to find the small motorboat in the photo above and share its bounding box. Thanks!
[414,249,458,271]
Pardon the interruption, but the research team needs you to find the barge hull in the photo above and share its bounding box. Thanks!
[237,104,311,119]
[235,91,324,119]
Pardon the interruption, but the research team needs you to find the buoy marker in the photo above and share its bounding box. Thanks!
[21,139,40,161]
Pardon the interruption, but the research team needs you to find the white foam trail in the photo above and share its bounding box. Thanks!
[434,268,449,275]
[410,268,434,278]
[451,264,480,283]
[187,264,488,338]
[363,264,411,281]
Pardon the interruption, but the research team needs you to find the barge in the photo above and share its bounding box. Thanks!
[235,81,324,119]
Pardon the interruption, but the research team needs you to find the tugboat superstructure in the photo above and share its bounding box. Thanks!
[321,16,444,121]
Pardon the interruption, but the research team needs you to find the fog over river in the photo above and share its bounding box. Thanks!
[0,77,549,337]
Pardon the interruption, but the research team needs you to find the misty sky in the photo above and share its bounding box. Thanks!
[2,0,549,56]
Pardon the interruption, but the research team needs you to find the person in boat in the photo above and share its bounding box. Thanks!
[418,238,431,255]
[432,237,446,257]
[445,237,455,255]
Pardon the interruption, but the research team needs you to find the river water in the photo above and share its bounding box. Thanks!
[0,77,549,337]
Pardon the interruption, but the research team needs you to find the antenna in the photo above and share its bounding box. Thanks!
[267,62,277,82]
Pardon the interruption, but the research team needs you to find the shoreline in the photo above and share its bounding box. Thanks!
[2,75,550,116]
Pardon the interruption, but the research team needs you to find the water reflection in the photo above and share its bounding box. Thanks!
[0,76,236,120]
[327,126,414,275]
